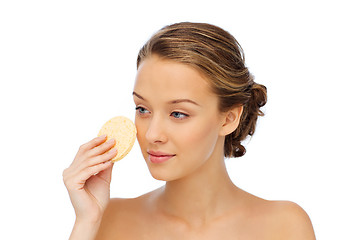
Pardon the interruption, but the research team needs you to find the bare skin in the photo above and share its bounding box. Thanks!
[97,189,314,240]
[64,55,316,239]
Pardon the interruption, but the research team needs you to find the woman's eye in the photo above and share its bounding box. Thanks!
[171,111,189,119]
[135,106,149,115]
[135,107,188,119]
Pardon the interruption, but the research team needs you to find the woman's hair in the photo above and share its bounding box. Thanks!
[137,22,267,158]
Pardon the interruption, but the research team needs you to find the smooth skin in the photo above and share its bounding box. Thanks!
[64,55,316,240]
[63,136,117,239]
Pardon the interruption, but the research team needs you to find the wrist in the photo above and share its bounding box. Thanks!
[69,218,102,240]
[74,209,104,226]
[75,216,102,226]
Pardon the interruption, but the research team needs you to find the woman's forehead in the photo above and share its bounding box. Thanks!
[134,56,214,101]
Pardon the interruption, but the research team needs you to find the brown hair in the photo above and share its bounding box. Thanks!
[137,22,267,158]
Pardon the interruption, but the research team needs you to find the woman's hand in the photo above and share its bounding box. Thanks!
[63,135,118,224]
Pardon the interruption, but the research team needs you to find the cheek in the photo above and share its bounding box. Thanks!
[176,118,220,157]
[135,119,148,152]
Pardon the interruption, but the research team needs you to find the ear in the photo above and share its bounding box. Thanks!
[219,106,243,136]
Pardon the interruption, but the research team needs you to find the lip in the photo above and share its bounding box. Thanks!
[147,150,176,164]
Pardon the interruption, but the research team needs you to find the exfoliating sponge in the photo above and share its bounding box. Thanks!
[98,116,137,162]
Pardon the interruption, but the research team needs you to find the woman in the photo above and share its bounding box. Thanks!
[63,22,316,239]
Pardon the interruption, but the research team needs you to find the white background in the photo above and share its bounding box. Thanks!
[0,0,354,239]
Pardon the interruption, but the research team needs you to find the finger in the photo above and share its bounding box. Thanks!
[88,138,116,158]
[66,160,113,191]
[79,161,114,186]
[78,135,107,155]
[86,148,118,168]
[96,163,114,184]
[66,147,117,183]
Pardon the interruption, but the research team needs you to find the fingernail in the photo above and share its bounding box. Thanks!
[107,138,115,144]
[99,134,107,139]
[110,148,117,154]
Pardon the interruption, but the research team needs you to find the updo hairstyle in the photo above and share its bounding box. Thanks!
[137,22,267,158]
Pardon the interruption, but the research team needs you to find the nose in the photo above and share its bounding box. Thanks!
[145,115,168,144]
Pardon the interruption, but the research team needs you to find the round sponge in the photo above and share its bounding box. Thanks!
[98,116,137,162]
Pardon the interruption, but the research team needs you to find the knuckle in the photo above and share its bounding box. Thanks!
[86,158,95,168]
[85,149,95,159]
[87,155,103,167]
[62,169,70,185]
[62,168,69,179]
[78,143,87,152]
[62,168,67,177]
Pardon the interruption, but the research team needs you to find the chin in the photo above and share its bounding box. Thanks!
[151,174,166,181]
[146,163,180,182]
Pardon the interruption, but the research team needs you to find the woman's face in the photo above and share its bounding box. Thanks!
[133,55,226,181]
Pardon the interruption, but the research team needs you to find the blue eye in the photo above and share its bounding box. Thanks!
[171,111,188,119]
[135,106,149,115]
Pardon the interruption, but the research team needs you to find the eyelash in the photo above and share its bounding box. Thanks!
[135,106,149,115]
[135,106,189,119]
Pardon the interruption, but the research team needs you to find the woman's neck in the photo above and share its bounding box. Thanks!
[155,148,240,228]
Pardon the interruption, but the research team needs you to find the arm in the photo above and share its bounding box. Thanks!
[69,219,101,240]
[63,135,117,240]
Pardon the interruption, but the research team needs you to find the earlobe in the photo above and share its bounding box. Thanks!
[219,106,243,136]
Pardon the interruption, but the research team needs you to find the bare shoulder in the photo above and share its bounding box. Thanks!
[236,190,315,239]
[265,200,316,240]
[94,198,136,239]
[95,189,159,240]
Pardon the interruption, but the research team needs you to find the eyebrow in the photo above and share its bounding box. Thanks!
[133,91,201,107]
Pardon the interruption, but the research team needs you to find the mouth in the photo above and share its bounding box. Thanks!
[147,150,176,164]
